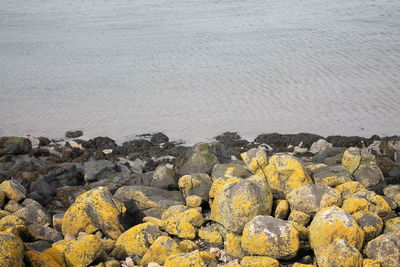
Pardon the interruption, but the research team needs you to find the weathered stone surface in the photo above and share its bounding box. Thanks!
[286,184,342,216]
[0,179,26,202]
[225,231,244,258]
[288,210,311,226]
[164,250,214,267]
[342,147,386,191]
[113,222,162,259]
[384,217,400,234]
[178,240,198,253]
[240,256,280,267]
[151,165,178,190]
[263,154,313,198]
[309,206,364,250]
[241,147,269,178]
[314,239,363,267]
[364,233,400,267]
[273,199,290,220]
[312,165,353,187]
[0,231,24,267]
[62,187,126,239]
[0,136,32,155]
[4,199,23,213]
[27,224,63,243]
[211,177,272,233]
[310,139,333,154]
[341,189,392,219]
[198,226,223,245]
[114,185,183,219]
[211,161,251,180]
[15,199,51,225]
[353,211,383,242]
[65,234,104,267]
[140,236,181,266]
[241,215,300,259]
[178,173,212,202]
[83,159,116,183]
[383,184,400,206]
[181,142,224,175]
[334,181,366,200]
[164,208,205,239]
[185,195,202,208]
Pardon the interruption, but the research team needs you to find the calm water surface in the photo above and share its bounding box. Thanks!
[1,0,400,143]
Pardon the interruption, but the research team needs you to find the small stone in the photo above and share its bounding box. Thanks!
[288,210,311,226]
[198,226,223,245]
[310,139,332,154]
[0,180,26,202]
[4,199,23,213]
[52,213,64,232]
[186,195,202,207]
[273,199,290,220]
[178,240,198,253]
[65,130,83,138]
[151,165,178,190]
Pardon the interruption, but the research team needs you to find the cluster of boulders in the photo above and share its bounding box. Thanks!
[0,132,400,267]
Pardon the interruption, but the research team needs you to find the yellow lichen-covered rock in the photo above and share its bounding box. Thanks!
[104,259,120,267]
[210,178,272,233]
[140,236,181,266]
[52,240,74,255]
[363,259,381,267]
[241,215,300,259]
[364,233,400,267]
[263,153,313,199]
[314,239,363,267]
[384,216,400,234]
[113,222,162,258]
[334,181,366,200]
[309,206,364,250]
[198,227,223,245]
[209,177,242,200]
[186,195,203,207]
[211,161,251,180]
[312,165,353,187]
[287,184,342,216]
[62,187,126,239]
[292,263,315,267]
[198,251,216,262]
[225,231,244,258]
[163,208,205,239]
[383,184,400,206]
[341,190,392,219]
[42,247,65,266]
[161,205,188,220]
[64,234,103,267]
[143,216,166,228]
[24,249,65,267]
[241,147,269,178]
[178,174,212,202]
[0,179,26,202]
[240,256,279,267]
[274,199,290,220]
[353,211,383,242]
[0,231,24,267]
[342,148,385,190]
[288,210,311,226]
[0,214,26,233]
[164,250,207,267]
[178,240,198,253]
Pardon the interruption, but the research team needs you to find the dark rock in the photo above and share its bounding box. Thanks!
[65,130,83,138]
[84,137,117,150]
[15,199,51,225]
[326,135,377,148]
[0,137,32,155]
[37,137,51,146]
[150,132,169,144]
[83,159,116,183]
[364,233,400,267]
[150,165,178,190]
[55,185,89,208]
[124,173,154,187]
[24,240,52,252]
[254,133,323,150]
[215,132,250,158]
[27,224,63,243]
[312,147,346,163]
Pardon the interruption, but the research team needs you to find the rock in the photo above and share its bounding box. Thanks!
[0,179,26,202]
[178,174,212,202]
[0,231,24,267]
[113,222,162,258]
[25,240,52,252]
[41,163,83,192]
[310,139,333,154]
[150,132,169,144]
[342,147,386,191]
[241,215,300,259]
[181,143,221,175]
[326,135,374,148]
[83,159,116,183]
[24,248,65,267]
[240,256,280,267]
[312,147,346,164]
[376,156,400,184]
[383,184,400,206]
[27,224,63,243]
[211,161,252,180]
[178,240,198,253]
[364,233,400,267]
[211,177,273,233]
[314,239,363,267]
[0,215,27,233]
[254,133,323,150]
[341,189,392,219]
[164,250,213,267]
[52,213,63,232]
[334,181,366,200]
[114,186,183,219]
[14,199,51,225]
[151,165,178,190]
[353,211,383,242]
[65,130,83,138]
[215,132,250,158]
[312,165,353,187]
[273,199,290,220]
[288,210,311,226]
[240,147,268,178]
[384,217,400,234]
[0,191,5,208]
[62,187,126,239]
[286,184,342,216]
[0,136,32,155]
[185,195,202,208]
[263,153,313,198]
[198,226,223,245]
[309,206,364,250]
[140,236,181,266]
[65,234,104,267]
[164,208,205,239]
[84,136,117,150]
[4,199,23,212]
[225,231,244,258]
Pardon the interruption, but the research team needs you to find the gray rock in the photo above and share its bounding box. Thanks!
[211,161,252,180]
[27,224,63,242]
[24,240,52,252]
[364,233,400,267]
[0,179,26,202]
[66,130,83,138]
[312,147,346,163]
[310,139,333,154]
[151,165,178,190]
[14,199,51,225]
[4,199,23,213]
[83,159,116,183]
[0,137,32,155]
[312,165,353,187]
[178,173,212,202]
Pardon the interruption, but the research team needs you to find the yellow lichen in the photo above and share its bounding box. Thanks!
[225,231,244,258]
[186,195,202,207]
[178,240,198,253]
[240,256,280,267]
[140,236,181,266]
[0,231,24,267]
[198,227,223,245]
[274,199,290,220]
[64,234,103,267]
[164,250,206,267]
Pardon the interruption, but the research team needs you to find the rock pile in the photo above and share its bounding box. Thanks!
[0,132,399,267]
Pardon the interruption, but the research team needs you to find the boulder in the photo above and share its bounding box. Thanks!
[312,147,346,164]
[114,186,183,219]
[83,159,116,183]
[342,147,386,191]
[164,250,214,267]
[0,179,26,202]
[286,184,342,216]
[225,231,244,258]
[0,231,24,267]
[178,240,198,253]
[312,165,353,187]
[384,217,400,234]
[150,132,169,144]
[334,181,366,200]
[14,199,51,225]
[263,153,313,198]
[65,130,83,138]
[113,222,162,258]
[309,206,364,250]
[383,184,400,206]
[211,161,251,180]
[27,224,63,243]
[314,239,363,267]
[364,233,400,267]
[240,256,280,267]
[163,208,205,239]
[62,187,126,239]
[181,142,223,175]
[0,136,32,155]
[178,174,212,202]
[151,165,178,190]
[353,211,383,242]
[241,147,269,178]
[198,226,223,245]
[140,236,181,266]
[241,215,300,259]
[211,177,273,233]
[65,234,104,267]
[310,139,332,154]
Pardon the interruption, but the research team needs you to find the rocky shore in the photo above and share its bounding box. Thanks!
[0,131,399,267]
